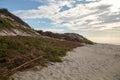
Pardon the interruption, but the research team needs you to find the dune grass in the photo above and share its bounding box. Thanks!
[0,36,82,80]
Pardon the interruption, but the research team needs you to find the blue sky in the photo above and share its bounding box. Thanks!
[0,0,120,44]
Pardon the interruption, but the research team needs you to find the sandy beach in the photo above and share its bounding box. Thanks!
[12,44,120,80]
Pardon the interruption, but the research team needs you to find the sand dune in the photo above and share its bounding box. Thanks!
[12,44,120,80]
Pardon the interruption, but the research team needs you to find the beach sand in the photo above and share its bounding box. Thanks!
[12,44,120,80]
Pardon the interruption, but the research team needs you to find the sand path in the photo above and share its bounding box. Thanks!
[13,44,120,80]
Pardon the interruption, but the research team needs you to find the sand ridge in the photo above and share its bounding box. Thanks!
[12,44,120,80]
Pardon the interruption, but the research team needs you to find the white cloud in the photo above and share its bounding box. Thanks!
[13,0,120,31]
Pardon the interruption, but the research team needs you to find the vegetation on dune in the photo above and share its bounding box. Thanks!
[36,30,94,44]
[0,18,13,29]
[0,8,31,28]
[0,16,36,35]
[0,8,93,80]
[0,36,82,80]
[0,9,37,36]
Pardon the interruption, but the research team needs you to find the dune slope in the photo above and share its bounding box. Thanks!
[12,44,120,80]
